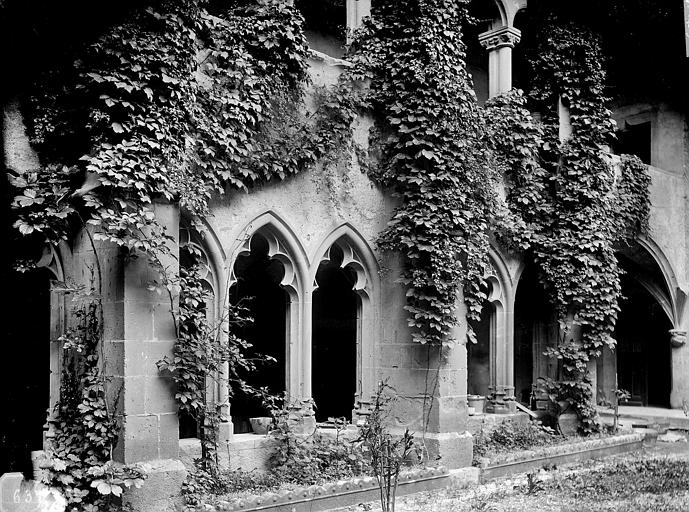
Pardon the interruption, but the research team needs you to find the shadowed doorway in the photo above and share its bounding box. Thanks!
[228,233,288,433]
[0,267,51,477]
[312,244,358,422]
[615,274,672,407]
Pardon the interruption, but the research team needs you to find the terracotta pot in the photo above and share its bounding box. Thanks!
[558,412,580,436]
[249,417,272,435]
[467,395,486,414]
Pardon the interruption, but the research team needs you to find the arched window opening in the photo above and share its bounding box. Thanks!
[1,267,52,477]
[466,0,501,104]
[468,303,494,398]
[615,273,672,408]
[511,8,530,91]
[514,268,557,406]
[229,233,288,433]
[296,0,347,58]
[177,232,219,440]
[312,244,358,422]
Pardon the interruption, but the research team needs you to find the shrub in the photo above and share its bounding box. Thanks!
[473,420,560,464]
[182,463,281,509]
[270,424,369,485]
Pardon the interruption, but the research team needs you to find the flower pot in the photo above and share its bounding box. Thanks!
[558,412,580,436]
[467,395,486,414]
[249,417,272,435]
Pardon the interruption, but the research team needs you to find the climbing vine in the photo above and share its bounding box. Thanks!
[8,0,354,497]
[12,0,354,256]
[485,21,651,430]
[45,291,145,511]
[345,0,496,345]
[156,244,272,475]
[8,0,655,476]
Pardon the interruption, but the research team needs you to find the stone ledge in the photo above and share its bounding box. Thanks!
[480,432,645,482]
[123,458,187,512]
[199,466,451,512]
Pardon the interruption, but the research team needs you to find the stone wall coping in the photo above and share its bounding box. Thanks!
[307,48,353,68]
[198,466,449,512]
[477,432,645,468]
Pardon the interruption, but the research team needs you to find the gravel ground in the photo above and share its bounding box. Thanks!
[341,431,689,512]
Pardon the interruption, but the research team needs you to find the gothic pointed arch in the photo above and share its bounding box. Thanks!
[634,234,684,327]
[224,211,313,433]
[228,211,309,302]
[469,243,518,407]
[310,223,379,298]
[310,224,380,420]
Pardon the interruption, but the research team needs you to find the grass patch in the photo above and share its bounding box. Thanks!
[549,456,689,499]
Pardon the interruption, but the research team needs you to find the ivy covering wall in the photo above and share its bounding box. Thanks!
[483,22,651,428]
[345,0,497,345]
[5,2,655,494]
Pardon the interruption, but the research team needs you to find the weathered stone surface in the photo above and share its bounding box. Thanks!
[123,459,187,512]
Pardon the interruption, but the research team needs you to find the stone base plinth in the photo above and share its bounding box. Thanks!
[420,431,473,469]
[123,459,187,512]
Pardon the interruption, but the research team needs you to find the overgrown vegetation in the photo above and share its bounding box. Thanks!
[484,21,650,430]
[345,0,497,345]
[6,0,657,504]
[156,244,267,474]
[182,463,281,510]
[359,382,418,512]
[472,420,561,466]
[44,290,145,511]
[9,0,346,500]
[268,399,369,485]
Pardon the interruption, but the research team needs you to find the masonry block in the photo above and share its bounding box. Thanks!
[123,459,187,512]
[145,376,177,415]
[124,301,155,341]
[124,341,149,377]
[102,340,125,377]
[101,301,125,340]
[119,414,159,464]
[153,302,178,341]
[422,431,473,469]
[159,413,180,460]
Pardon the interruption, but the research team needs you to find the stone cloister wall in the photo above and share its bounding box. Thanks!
[3,1,689,510]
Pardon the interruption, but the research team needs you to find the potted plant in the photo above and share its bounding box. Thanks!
[467,395,486,414]
[249,416,272,435]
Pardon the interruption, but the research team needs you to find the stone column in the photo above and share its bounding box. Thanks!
[294,288,317,433]
[486,303,515,414]
[479,26,521,98]
[346,0,371,39]
[98,202,186,512]
[421,344,473,467]
[217,326,233,444]
[670,328,688,408]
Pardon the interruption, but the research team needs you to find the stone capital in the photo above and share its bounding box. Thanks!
[479,26,522,51]
[670,329,687,348]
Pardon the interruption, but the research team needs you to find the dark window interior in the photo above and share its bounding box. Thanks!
[312,244,358,422]
[228,234,288,434]
[614,120,652,165]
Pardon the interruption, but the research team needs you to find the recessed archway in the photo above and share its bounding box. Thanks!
[228,233,289,433]
[1,266,53,476]
[468,302,494,397]
[312,244,358,421]
[310,225,379,421]
[513,266,557,406]
[601,243,677,409]
[615,272,672,407]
